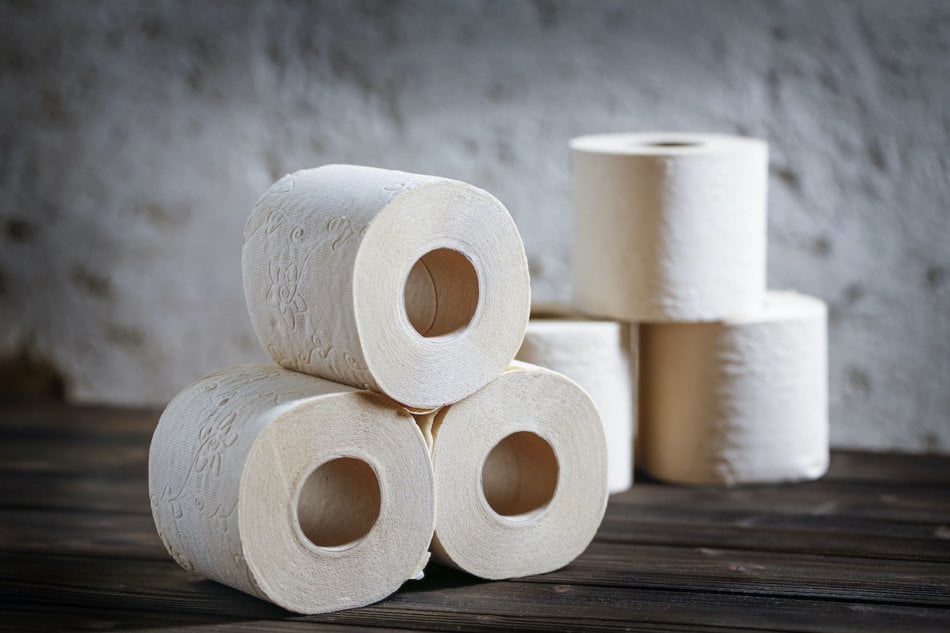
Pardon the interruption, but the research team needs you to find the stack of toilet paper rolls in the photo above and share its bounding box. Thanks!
[570,132,829,487]
[148,165,609,614]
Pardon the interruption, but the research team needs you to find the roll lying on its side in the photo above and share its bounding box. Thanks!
[148,364,435,614]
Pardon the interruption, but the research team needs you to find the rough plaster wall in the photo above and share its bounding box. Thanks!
[0,0,947,452]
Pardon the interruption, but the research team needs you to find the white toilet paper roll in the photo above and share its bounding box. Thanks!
[420,362,608,579]
[148,364,435,614]
[515,306,636,494]
[242,164,531,409]
[639,292,828,486]
[571,132,768,322]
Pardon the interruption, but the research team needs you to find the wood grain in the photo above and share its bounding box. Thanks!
[1,403,949,632]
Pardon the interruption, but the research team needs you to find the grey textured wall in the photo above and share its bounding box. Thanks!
[1,0,948,452]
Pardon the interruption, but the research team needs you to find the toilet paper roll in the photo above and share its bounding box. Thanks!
[148,364,435,614]
[242,164,531,409]
[419,362,608,579]
[639,291,828,486]
[515,306,636,494]
[571,132,768,322]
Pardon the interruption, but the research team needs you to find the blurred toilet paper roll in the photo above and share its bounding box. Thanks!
[419,362,608,579]
[515,305,636,494]
[148,364,435,614]
[571,132,768,322]
[639,292,828,486]
[242,164,531,409]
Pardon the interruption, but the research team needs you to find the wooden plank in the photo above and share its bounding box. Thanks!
[0,604,404,633]
[0,509,165,560]
[824,451,950,486]
[0,438,147,477]
[0,403,158,439]
[542,541,950,606]
[2,552,948,633]
[0,471,149,514]
[0,552,282,620]
[368,569,950,633]
[3,508,948,608]
[613,481,950,524]
[597,510,950,563]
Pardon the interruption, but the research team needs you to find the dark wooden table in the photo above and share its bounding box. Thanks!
[1,403,948,632]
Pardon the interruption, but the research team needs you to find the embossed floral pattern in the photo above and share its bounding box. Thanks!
[152,367,316,586]
[264,210,287,236]
[266,259,308,329]
[243,174,297,244]
[196,412,238,477]
[326,216,354,250]
[243,173,419,393]
[342,353,372,390]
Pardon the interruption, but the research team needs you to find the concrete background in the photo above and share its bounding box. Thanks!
[1,0,947,452]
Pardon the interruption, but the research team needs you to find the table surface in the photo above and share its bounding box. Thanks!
[0,403,948,632]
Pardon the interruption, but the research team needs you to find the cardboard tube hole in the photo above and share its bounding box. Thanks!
[404,248,479,338]
[482,432,558,517]
[297,457,380,549]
